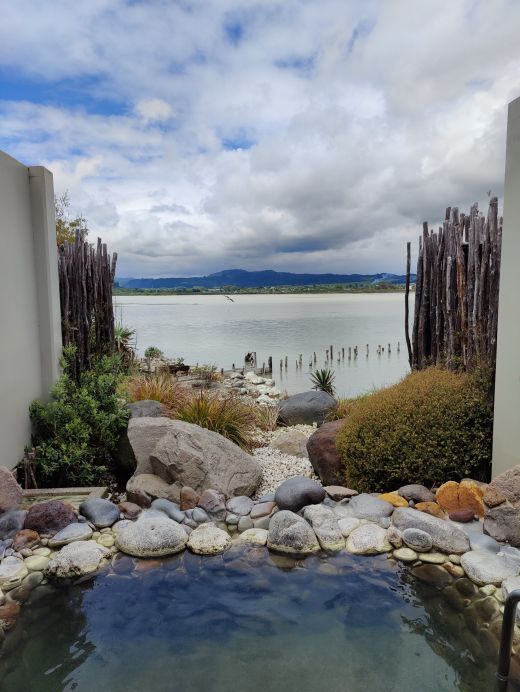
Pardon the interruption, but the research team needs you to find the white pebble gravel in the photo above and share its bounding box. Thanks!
[252,446,320,500]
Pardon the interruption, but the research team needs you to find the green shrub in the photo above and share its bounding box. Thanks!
[28,346,129,487]
[144,346,163,359]
[310,368,336,395]
[336,367,493,492]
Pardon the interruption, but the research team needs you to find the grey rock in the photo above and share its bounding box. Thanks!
[484,504,520,547]
[502,576,520,621]
[498,546,520,566]
[149,420,261,496]
[48,523,93,547]
[252,516,271,530]
[192,508,209,523]
[278,390,336,426]
[269,429,309,457]
[386,525,403,548]
[346,493,394,521]
[485,465,520,504]
[237,528,268,545]
[303,505,344,551]
[127,400,168,418]
[238,516,254,533]
[226,496,254,516]
[274,476,325,513]
[183,519,197,529]
[402,528,433,553]
[460,550,520,586]
[187,523,231,555]
[346,524,392,555]
[0,467,23,513]
[0,556,28,590]
[126,473,180,503]
[198,489,226,519]
[46,541,110,578]
[114,513,187,557]
[226,513,239,525]
[0,510,27,540]
[79,498,120,528]
[127,416,175,473]
[250,501,276,519]
[337,517,361,538]
[258,493,275,502]
[398,484,435,503]
[184,509,194,519]
[392,507,470,554]
[267,510,320,556]
[151,498,185,523]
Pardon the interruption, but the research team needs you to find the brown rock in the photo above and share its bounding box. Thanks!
[0,468,23,513]
[12,529,40,551]
[250,501,276,519]
[484,503,520,547]
[444,562,465,578]
[449,509,475,523]
[126,489,152,508]
[118,501,142,520]
[0,602,20,630]
[436,481,460,513]
[485,465,520,505]
[198,489,226,515]
[324,486,358,501]
[23,500,77,536]
[378,492,408,508]
[180,487,199,511]
[126,473,181,503]
[306,419,346,486]
[483,486,507,508]
[415,501,446,519]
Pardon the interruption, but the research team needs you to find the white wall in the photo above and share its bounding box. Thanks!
[0,151,61,470]
[492,96,520,477]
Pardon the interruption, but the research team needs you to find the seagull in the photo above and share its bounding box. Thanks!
[224,295,235,302]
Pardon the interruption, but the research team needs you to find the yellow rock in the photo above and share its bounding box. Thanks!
[436,481,460,512]
[378,492,408,508]
[415,501,446,519]
[459,480,485,517]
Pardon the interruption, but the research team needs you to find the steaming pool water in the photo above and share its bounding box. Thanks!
[0,547,497,692]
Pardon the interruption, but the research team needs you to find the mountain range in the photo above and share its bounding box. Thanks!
[117,269,413,289]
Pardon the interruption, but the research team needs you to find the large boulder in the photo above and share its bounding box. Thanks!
[128,400,169,418]
[484,504,520,547]
[0,468,23,513]
[115,406,170,475]
[485,465,520,505]
[267,510,320,556]
[274,476,325,512]
[270,429,309,458]
[24,500,77,537]
[46,541,110,578]
[127,417,175,473]
[391,507,470,554]
[113,512,187,557]
[306,419,346,485]
[279,391,336,426]
[149,420,261,497]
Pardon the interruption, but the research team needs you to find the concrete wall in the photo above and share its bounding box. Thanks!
[0,151,62,470]
[492,96,520,477]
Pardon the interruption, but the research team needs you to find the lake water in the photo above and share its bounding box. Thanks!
[0,549,495,691]
[115,294,412,396]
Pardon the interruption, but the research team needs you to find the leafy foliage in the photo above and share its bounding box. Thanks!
[310,368,336,395]
[336,367,493,492]
[29,347,129,487]
[55,192,88,246]
[144,346,164,359]
[177,391,256,450]
[114,324,136,365]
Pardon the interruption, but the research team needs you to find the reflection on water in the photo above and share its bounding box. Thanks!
[114,294,412,396]
[0,548,495,692]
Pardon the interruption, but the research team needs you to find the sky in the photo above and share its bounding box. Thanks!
[1,0,519,278]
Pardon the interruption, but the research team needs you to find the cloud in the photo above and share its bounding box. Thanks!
[0,0,518,277]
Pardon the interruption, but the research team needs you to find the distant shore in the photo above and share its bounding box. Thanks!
[113,283,413,297]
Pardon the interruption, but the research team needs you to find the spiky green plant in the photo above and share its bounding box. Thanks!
[310,368,336,395]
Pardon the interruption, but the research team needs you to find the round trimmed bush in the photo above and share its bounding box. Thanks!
[336,367,493,492]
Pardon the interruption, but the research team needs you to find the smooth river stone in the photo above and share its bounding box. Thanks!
[303,505,345,551]
[346,494,394,521]
[460,550,520,586]
[0,557,28,590]
[345,524,392,555]
[337,517,361,538]
[237,528,269,546]
[402,528,433,553]
[49,523,93,548]
[267,510,320,556]
[393,547,418,562]
[79,498,120,528]
[392,507,470,554]
[226,496,254,516]
[46,541,110,578]
[151,498,185,523]
[114,513,187,557]
[418,552,447,565]
[24,555,50,571]
[187,524,231,555]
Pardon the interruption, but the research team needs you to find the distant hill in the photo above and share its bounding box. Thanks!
[117,269,414,290]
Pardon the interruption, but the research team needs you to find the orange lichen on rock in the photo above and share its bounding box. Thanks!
[435,479,485,517]
[378,492,408,508]
[415,501,446,519]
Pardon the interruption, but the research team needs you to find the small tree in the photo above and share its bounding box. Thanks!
[55,191,88,246]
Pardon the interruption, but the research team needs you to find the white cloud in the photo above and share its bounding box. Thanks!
[0,0,518,277]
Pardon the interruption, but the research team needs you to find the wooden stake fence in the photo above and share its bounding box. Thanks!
[406,197,502,371]
[58,235,117,379]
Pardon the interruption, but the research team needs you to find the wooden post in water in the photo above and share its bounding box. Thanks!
[341,347,345,359]
[348,347,352,360]
[268,356,273,373]
[285,356,288,369]
[405,241,413,368]
[330,345,333,359]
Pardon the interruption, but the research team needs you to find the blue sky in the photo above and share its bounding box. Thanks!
[0,0,519,277]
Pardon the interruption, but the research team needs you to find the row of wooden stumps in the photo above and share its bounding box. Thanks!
[274,342,402,370]
[231,353,274,375]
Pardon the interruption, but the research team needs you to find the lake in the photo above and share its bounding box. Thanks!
[114,293,412,396]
